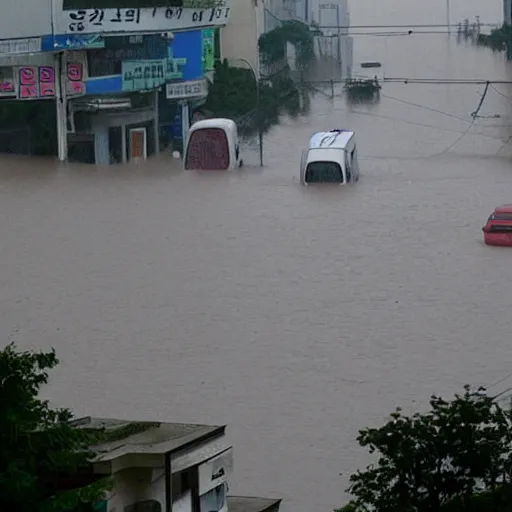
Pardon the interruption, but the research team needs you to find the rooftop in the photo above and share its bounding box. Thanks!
[71,417,226,463]
[309,130,354,150]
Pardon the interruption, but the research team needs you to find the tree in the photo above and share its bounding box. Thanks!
[338,386,512,512]
[0,343,110,512]
[203,60,308,135]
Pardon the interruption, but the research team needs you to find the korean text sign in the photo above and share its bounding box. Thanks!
[58,6,231,35]
[122,59,166,91]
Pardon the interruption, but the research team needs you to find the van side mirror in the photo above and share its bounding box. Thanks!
[235,145,239,160]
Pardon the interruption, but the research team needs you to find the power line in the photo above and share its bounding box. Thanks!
[490,83,512,101]
[304,78,512,85]
[316,23,499,29]
[379,93,471,123]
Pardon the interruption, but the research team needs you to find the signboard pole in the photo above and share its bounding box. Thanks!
[55,52,68,162]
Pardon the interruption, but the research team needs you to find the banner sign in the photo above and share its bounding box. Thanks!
[57,6,231,35]
[122,59,166,91]
[0,38,41,55]
[166,78,208,100]
[202,29,215,72]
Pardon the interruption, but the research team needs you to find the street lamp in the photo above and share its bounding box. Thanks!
[230,58,263,167]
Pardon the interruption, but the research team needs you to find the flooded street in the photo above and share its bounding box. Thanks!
[2,1,512,511]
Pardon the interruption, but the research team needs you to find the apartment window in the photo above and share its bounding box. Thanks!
[171,470,191,502]
[200,483,226,512]
[63,0,183,9]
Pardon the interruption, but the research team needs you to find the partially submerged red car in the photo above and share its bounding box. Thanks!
[482,205,512,246]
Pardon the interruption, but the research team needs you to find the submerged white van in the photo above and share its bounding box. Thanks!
[300,129,360,185]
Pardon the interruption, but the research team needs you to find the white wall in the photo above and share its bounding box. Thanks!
[220,0,262,76]
[505,0,512,24]
[0,0,51,39]
[106,467,166,512]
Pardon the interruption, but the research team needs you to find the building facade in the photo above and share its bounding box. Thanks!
[69,417,282,512]
[219,0,264,77]
[0,0,232,164]
[505,0,512,25]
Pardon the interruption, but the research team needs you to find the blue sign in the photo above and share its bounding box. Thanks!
[78,29,204,96]
[41,34,105,51]
[170,30,203,82]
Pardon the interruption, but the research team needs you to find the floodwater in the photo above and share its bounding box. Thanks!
[2,1,512,511]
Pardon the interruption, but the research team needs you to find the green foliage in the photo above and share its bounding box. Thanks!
[258,21,315,69]
[477,24,512,60]
[204,59,309,134]
[340,386,512,512]
[0,343,111,512]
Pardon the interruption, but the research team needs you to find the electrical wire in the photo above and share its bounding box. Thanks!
[304,78,512,85]
[316,23,498,29]
[490,83,512,101]
[379,93,471,123]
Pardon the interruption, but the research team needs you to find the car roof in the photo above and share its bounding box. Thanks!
[494,205,512,215]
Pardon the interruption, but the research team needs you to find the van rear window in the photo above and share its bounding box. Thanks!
[490,214,512,221]
[185,128,229,170]
[489,225,512,232]
[305,162,343,183]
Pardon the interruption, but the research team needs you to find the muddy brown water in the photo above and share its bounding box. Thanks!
[2,1,512,511]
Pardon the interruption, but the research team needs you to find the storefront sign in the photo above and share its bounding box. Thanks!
[58,6,231,35]
[122,59,166,91]
[202,29,215,72]
[166,79,208,100]
[166,51,186,80]
[198,448,233,496]
[43,34,105,50]
[0,38,41,56]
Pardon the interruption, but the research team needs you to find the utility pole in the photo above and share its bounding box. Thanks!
[231,58,263,167]
[446,0,451,34]
[336,3,342,78]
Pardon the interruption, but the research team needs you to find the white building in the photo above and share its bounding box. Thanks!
[71,416,282,512]
[505,0,512,25]
[310,0,353,79]
[219,0,265,76]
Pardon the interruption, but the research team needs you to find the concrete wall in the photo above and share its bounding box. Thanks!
[107,467,166,512]
[0,0,51,39]
[220,0,262,76]
[505,0,512,24]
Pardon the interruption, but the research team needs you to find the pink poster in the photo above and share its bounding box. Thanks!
[19,67,36,85]
[67,63,82,82]
[66,80,85,96]
[19,84,38,99]
[40,82,55,97]
[0,81,14,93]
[39,66,54,83]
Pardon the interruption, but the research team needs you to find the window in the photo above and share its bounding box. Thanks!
[305,161,342,183]
[200,483,226,512]
[63,0,183,9]
[185,128,230,170]
[171,470,191,502]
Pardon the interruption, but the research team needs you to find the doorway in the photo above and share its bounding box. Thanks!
[128,127,147,161]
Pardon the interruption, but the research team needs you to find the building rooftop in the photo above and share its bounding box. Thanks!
[227,496,282,512]
[70,416,226,463]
